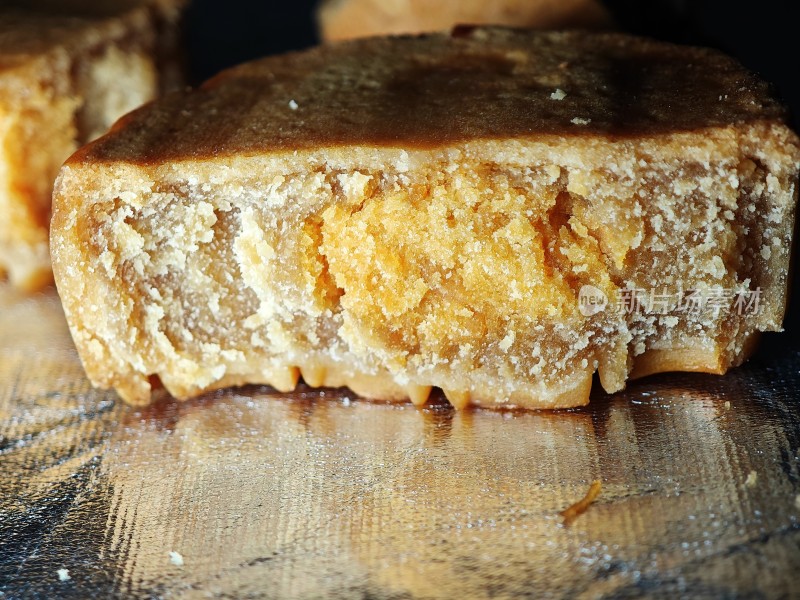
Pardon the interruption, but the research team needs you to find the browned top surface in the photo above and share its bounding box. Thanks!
[74,27,788,165]
[0,0,180,73]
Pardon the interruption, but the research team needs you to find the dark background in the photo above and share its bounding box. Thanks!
[183,0,800,345]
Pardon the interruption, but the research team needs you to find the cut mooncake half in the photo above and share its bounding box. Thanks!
[51,28,800,409]
[0,0,187,291]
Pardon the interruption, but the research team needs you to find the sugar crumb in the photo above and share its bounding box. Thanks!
[288,99,299,110]
[169,551,184,567]
[550,88,566,100]
[724,400,731,410]
[571,117,591,126]
[57,568,71,581]
[499,331,515,351]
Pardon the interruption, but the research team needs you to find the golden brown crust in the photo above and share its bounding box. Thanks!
[0,0,186,75]
[72,28,787,168]
[317,0,613,42]
[630,332,761,380]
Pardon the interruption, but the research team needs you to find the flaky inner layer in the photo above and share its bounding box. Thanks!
[69,146,790,408]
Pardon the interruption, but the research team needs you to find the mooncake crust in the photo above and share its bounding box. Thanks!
[71,28,787,166]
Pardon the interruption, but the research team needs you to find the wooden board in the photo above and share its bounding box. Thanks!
[1,285,800,597]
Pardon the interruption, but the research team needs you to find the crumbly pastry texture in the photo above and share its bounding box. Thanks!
[52,28,800,409]
[0,0,186,291]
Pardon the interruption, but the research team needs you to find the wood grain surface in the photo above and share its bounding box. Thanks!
[1,285,800,598]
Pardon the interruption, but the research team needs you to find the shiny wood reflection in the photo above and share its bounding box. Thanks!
[1,287,799,598]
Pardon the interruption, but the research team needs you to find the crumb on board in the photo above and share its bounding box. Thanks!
[724,401,731,410]
[744,470,758,488]
[57,568,70,582]
[571,117,591,125]
[560,480,602,526]
[169,551,184,567]
[288,99,299,110]
[794,494,800,511]
[550,88,566,100]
